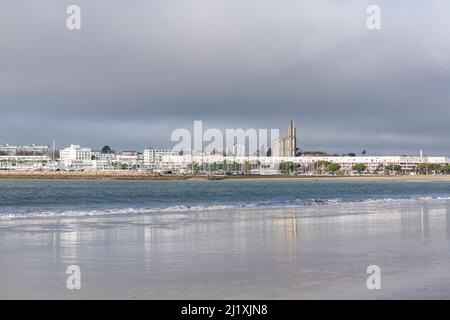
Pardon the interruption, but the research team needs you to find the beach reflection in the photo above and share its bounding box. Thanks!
[447,200,450,240]
[1,199,450,299]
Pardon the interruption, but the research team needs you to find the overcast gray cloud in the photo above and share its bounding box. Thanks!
[1,0,450,154]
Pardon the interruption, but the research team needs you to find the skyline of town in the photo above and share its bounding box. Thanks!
[0,139,447,157]
[0,141,447,157]
[1,119,448,175]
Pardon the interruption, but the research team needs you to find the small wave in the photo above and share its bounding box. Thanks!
[303,198,342,205]
[2,195,450,220]
[0,204,255,220]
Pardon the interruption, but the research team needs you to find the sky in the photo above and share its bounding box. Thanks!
[1,0,450,155]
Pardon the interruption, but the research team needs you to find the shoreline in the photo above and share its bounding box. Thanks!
[2,193,449,223]
[1,171,450,181]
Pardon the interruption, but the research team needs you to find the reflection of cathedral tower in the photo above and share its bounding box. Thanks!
[421,204,430,241]
[274,120,297,157]
[285,213,299,273]
[272,212,299,272]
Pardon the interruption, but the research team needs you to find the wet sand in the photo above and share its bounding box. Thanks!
[1,199,450,299]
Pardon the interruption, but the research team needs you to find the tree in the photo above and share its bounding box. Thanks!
[314,160,331,174]
[101,145,112,154]
[210,162,225,172]
[352,163,367,173]
[315,160,331,167]
[385,164,401,172]
[279,161,297,172]
[440,165,450,174]
[416,163,441,174]
[361,150,367,156]
[313,161,341,174]
[328,163,341,173]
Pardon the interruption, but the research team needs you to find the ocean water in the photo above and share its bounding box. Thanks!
[1,178,450,299]
[2,179,450,220]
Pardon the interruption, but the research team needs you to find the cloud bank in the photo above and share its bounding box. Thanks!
[1,0,449,154]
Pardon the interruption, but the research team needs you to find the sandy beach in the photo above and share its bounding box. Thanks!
[1,197,450,299]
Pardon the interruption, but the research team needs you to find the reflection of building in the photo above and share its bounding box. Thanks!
[400,203,434,242]
[447,200,450,240]
[270,212,299,273]
[273,120,297,157]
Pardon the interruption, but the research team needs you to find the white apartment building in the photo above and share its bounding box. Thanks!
[298,155,449,172]
[144,149,176,167]
[159,154,449,173]
[0,155,51,170]
[116,151,143,166]
[91,160,114,171]
[59,145,92,168]
[0,144,50,156]
[91,151,116,161]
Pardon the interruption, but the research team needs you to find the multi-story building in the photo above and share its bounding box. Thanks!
[273,120,297,157]
[91,151,116,161]
[0,155,51,170]
[144,149,176,167]
[159,154,449,174]
[298,155,449,173]
[116,151,143,166]
[59,145,92,168]
[0,144,52,170]
[0,144,51,156]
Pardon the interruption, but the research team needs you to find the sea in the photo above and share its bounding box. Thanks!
[2,178,450,220]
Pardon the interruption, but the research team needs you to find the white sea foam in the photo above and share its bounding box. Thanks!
[2,195,450,220]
